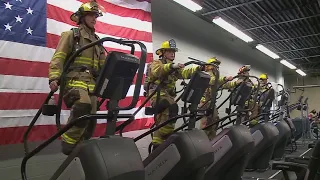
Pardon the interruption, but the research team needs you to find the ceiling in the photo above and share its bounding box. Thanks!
[194,0,320,76]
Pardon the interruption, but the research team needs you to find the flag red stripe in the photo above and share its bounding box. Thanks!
[47,4,152,43]
[0,57,48,77]
[77,0,151,21]
[0,92,150,110]
[0,118,153,145]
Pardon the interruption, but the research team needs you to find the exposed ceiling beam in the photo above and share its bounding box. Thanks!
[242,14,320,31]
[201,0,264,16]
[276,46,320,53]
[287,54,320,60]
[260,33,320,44]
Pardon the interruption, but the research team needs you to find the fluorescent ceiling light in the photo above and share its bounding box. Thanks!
[172,0,202,12]
[280,60,296,69]
[296,69,307,76]
[255,44,280,59]
[212,17,253,43]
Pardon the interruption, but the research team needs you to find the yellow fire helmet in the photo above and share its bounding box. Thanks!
[155,39,179,56]
[207,57,221,65]
[70,1,105,23]
[259,73,268,80]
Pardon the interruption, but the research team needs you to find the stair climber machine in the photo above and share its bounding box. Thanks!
[116,58,218,180]
[268,84,292,161]
[285,95,305,153]
[270,139,320,180]
[195,75,258,180]
[244,82,281,172]
[151,64,258,180]
[21,37,148,180]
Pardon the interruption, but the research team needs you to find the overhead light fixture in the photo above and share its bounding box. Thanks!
[172,0,202,12]
[296,69,307,76]
[255,44,280,59]
[280,60,296,69]
[212,17,254,43]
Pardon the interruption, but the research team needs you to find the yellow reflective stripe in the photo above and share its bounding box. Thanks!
[163,63,171,72]
[67,80,95,91]
[152,137,164,144]
[61,134,77,144]
[53,52,67,60]
[49,71,61,76]
[49,71,61,79]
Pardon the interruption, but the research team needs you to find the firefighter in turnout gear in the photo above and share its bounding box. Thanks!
[146,39,200,150]
[199,57,238,140]
[237,65,260,125]
[48,1,106,155]
[249,73,272,126]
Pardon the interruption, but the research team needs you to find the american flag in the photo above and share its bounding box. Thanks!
[0,0,154,145]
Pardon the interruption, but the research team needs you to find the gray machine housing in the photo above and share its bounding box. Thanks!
[143,129,213,180]
[201,125,254,180]
[246,122,280,171]
[50,136,145,180]
[272,120,291,160]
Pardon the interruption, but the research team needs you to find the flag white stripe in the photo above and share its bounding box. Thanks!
[0,40,54,63]
[47,0,152,32]
[47,19,153,53]
[104,0,151,12]
[0,75,144,96]
[0,107,152,128]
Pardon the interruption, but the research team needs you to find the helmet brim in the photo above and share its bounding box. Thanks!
[70,13,79,23]
[70,11,103,23]
[155,48,179,55]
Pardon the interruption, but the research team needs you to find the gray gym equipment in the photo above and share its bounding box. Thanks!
[271,87,292,160]
[199,79,255,180]
[21,38,148,180]
[133,65,215,180]
[272,140,320,180]
[245,86,280,172]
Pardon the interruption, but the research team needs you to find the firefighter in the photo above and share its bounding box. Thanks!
[48,1,106,155]
[258,73,270,92]
[146,39,201,150]
[236,65,260,125]
[249,73,272,126]
[199,57,238,140]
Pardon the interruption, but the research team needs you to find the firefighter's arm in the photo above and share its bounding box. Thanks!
[149,60,172,79]
[179,66,200,79]
[48,31,73,83]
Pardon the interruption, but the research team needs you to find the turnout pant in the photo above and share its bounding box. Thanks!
[199,102,219,141]
[151,95,178,146]
[61,87,97,146]
[248,101,260,126]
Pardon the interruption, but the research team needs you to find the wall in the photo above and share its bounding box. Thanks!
[284,74,320,118]
[151,0,283,122]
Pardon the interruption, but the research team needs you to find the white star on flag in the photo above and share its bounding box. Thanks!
[26,7,33,15]
[15,15,23,23]
[4,2,13,10]
[16,0,22,2]
[4,23,12,31]
[26,27,33,35]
